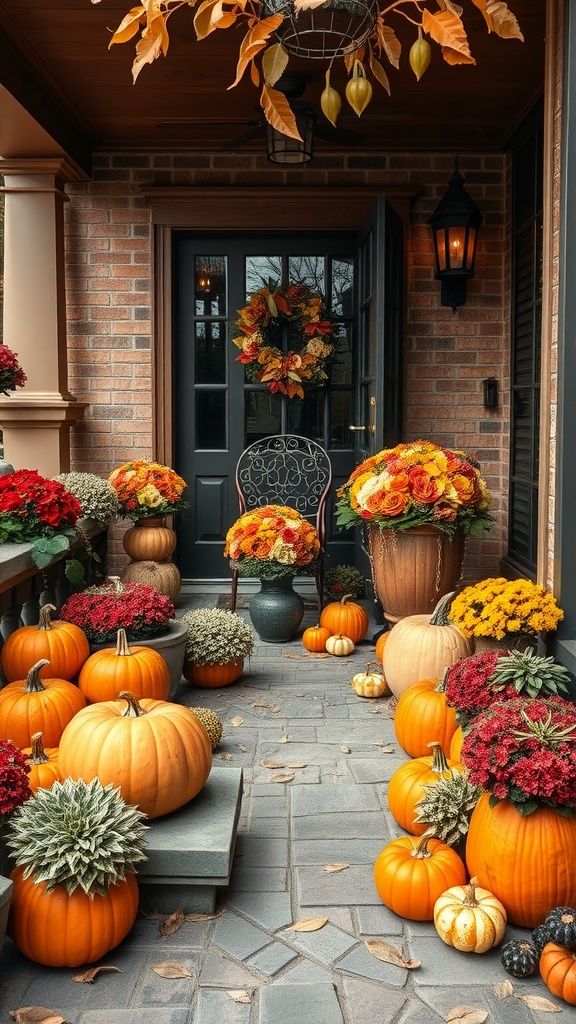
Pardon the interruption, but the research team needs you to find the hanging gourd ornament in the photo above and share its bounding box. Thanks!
[345,60,372,117]
[325,633,355,657]
[433,876,507,953]
[320,69,341,127]
[350,664,389,698]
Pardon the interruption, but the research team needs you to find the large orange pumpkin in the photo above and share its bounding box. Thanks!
[8,865,139,967]
[320,594,369,644]
[58,691,212,818]
[374,829,467,920]
[466,793,576,928]
[540,943,576,1004]
[387,741,463,835]
[382,592,474,697]
[78,629,170,703]
[0,603,90,682]
[394,669,458,757]
[450,726,465,761]
[23,731,60,793]
[0,659,87,748]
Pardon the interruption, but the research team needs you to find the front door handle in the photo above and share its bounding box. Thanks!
[349,424,375,435]
[349,425,366,431]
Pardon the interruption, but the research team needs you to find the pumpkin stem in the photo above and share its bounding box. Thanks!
[341,594,354,605]
[462,876,480,906]
[37,604,57,631]
[411,826,437,859]
[115,629,133,657]
[429,591,456,626]
[24,660,50,693]
[107,575,125,594]
[118,691,148,717]
[427,740,451,774]
[434,667,450,693]
[29,732,50,764]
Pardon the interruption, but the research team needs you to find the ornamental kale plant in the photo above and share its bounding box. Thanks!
[60,577,175,643]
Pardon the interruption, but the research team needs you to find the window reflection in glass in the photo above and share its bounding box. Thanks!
[246,256,282,295]
[194,256,226,314]
[196,391,226,449]
[330,392,352,449]
[288,256,325,295]
[245,391,282,444]
[331,324,353,385]
[195,321,226,384]
[331,258,354,315]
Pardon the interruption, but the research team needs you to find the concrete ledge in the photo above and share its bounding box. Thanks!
[0,874,12,952]
[138,767,243,913]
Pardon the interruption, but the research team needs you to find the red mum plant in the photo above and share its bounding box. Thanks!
[0,739,31,821]
[446,651,506,729]
[461,696,576,816]
[60,576,175,643]
[0,469,82,571]
[0,345,27,397]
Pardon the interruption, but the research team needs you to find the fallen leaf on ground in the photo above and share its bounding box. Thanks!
[378,748,395,753]
[494,980,514,1000]
[140,910,163,919]
[279,734,292,743]
[364,940,420,969]
[369,709,382,714]
[303,652,330,658]
[287,917,328,932]
[270,705,282,713]
[226,990,252,1002]
[286,762,307,769]
[236,744,247,752]
[324,771,343,777]
[252,700,272,707]
[514,995,561,1012]
[261,759,286,769]
[322,862,349,873]
[282,651,300,659]
[10,1011,69,1024]
[321,701,331,707]
[270,772,295,783]
[72,966,123,983]
[444,1008,489,1024]
[230,716,244,727]
[220,753,232,760]
[152,962,192,979]
[184,907,226,922]
[159,908,184,936]
[339,744,351,754]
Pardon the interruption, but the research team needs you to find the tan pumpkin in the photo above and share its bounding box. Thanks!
[394,668,458,757]
[325,633,355,657]
[382,592,474,697]
[350,664,389,698]
[122,518,176,561]
[434,876,507,953]
[320,594,369,644]
[121,559,181,600]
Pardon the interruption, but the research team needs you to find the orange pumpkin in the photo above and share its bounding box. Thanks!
[302,624,332,653]
[450,726,465,761]
[183,657,244,688]
[382,592,474,697]
[387,741,464,835]
[0,659,87,748]
[466,793,576,928]
[122,518,176,561]
[78,629,170,703]
[58,691,212,818]
[375,631,389,665]
[8,865,139,967]
[374,828,467,920]
[394,668,458,757]
[23,731,60,793]
[0,603,90,683]
[540,943,576,1004]
[320,594,369,644]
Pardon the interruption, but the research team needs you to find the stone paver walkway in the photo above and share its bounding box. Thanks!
[0,593,558,1023]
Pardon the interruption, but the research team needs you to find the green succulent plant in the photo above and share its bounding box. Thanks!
[489,647,571,699]
[6,777,147,896]
[413,768,482,847]
[182,607,255,666]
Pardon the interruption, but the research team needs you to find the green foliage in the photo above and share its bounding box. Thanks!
[489,647,571,699]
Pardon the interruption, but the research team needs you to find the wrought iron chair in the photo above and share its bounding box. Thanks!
[230,435,332,617]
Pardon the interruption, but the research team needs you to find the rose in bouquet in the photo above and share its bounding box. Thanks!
[0,345,27,397]
[335,440,493,538]
[224,504,321,580]
[0,469,82,568]
[448,577,564,640]
[461,696,576,815]
[0,739,31,822]
[60,577,175,643]
[108,460,188,521]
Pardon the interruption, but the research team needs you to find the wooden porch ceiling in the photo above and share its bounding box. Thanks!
[0,1,545,173]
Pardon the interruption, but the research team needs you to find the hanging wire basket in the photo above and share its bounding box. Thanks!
[263,0,378,59]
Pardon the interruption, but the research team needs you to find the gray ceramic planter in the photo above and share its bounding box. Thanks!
[89,618,187,700]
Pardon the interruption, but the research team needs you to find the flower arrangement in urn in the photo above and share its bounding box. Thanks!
[181,607,255,687]
[60,576,175,644]
[53,472,121,528]
[0,345,27,396]
[448,577,564,642]
[335,440,493,538]
[224,504,321,580]
[109,460,188,521]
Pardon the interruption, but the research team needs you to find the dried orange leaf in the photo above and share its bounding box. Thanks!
[226,990,252,1003]
[364,940,421,969]
[230,716,244,727]
[303,652,330,658]
[375,21,401,67]
[252,700,272,708]
[287,917,328,932]
[236,744,247,752]
[270,705,282,713]
[514,995,561,1012]
[9,1012,69,1024]
[109,8,146,47]
[286,762,307,769]
[494,980,513,1000]
[444,1008,489,1024]
[339,744,351,754]
[220,753,233,760]
[159,908,184,936]
[279,734,292,743]
[184,907,226,922]
[369,56,391,95]
[72,966,123,983]
[262,41,289,86]
[322,862,349,873]
[152,962,192,979]
[228,15,283,89]
[261,759,286,769]
[270,772,295,783]
[422,9,475,65]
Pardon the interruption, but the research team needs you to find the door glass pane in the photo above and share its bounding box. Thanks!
[330,391,352,449]
[195,321,226,383]
[246,256,282,294]
[331,258,354,315]
[194,256,226,314]
[331,324,353,384]
[288,255,325,294]
[245,391,282,443]
[196,391,226,449]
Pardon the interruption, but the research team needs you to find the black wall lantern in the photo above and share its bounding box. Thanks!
[267,103,315,164]
[428,161,483,312]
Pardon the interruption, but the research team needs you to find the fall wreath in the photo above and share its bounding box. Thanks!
[232,283,335,399]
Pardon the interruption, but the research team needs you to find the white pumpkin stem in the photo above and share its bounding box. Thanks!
[37,604,57,631]
[115,629,133,657]
[429,591,456,626]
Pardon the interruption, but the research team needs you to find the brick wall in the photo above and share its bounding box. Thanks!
[64,151,509,576]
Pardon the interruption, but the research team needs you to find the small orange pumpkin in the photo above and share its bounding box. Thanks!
[23,732,60,793]
[78,629,170,704]
[122,519,176,561]
[0,603,90,683]
[302,624,332,653]
[394,668,458,757]
[320,594,369,644]
[374,828,467,921]
[540,942,576,1004]
[0,659,87,748]
[387,741,464,835]
[183,657,244,688]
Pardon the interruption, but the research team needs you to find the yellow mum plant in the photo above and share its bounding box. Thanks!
[448,577,564,640]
